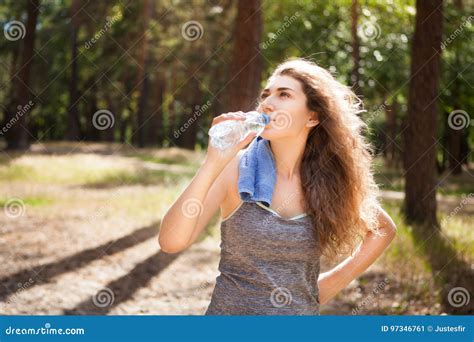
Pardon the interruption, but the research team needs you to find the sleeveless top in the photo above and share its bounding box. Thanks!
[205,201,321,315]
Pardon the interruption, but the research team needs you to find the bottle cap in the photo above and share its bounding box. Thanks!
[261,113,271,125]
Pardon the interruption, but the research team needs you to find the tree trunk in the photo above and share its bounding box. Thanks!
[2,40,20,137]
[143,2,165,147]
[177,71,202,150]
[120,72,133,144]
[134,0,152,147]
[145,72,165,146]
[445,0,466,175]
[226,0,263,112]
[86,82,100,141]
[136,67,150,147]
[66,0,81,141]
[104,93,116,142]
[384,97,398,168]
[404,0,443,226]
[209,0,235,118]
[446,113,463,175]
[5,0,40,150]
[167,62,178,145]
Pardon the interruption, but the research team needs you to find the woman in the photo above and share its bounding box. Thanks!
[158,58,397,315]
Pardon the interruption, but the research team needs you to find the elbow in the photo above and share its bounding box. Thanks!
[376,208,397,240]
[157,215,191,254]
[385,222,397,241]
[159,240,187,254]
[388,219,398,235]
[157,231,188,254]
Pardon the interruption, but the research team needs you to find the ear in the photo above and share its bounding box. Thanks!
[306,111,319,128]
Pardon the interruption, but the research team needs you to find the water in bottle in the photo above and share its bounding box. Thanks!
[208,111,270,150]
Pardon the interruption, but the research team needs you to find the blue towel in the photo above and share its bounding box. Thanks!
[238,136,276,207]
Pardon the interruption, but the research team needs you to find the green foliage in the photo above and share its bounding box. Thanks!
[0,0,471,159]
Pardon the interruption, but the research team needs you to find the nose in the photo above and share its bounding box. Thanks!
[260,99,275,114]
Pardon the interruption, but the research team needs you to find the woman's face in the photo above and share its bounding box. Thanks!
[257,74,319,140]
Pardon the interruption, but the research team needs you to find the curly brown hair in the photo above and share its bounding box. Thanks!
[271,58,381,259]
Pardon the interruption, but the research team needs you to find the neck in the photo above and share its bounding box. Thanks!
[268,135,307,180]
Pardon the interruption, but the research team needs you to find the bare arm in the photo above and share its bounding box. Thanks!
[317,206,397,305]
[158,112,257,253]
[158,162,227,253]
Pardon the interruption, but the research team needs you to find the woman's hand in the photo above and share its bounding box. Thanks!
[203,111,257,169]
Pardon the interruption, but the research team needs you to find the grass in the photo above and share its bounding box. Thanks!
[377,198,473,313]
[125,146,204,168]
[133,153,202,168]
[0,153,198,187]
[0,143,202,225]
[378,201,438,306]
[85,168,195,188]
[0,196,54,208]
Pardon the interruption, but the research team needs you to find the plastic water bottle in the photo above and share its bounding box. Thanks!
[208,111,270,150]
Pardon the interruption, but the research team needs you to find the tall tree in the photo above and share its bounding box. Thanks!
[226,0,263,112]
[145,71,165,146]
[404,0,444,226]
[5,0,40,150]
[177,58,203,150]
[145,3,165,147]
[444,0,467,175]
[383,96,399,168]
[66,0,81,141]
[166,61,179,144]
[134,0,153,147]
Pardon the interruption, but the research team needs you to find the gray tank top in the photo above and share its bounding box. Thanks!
[205,201,321,315]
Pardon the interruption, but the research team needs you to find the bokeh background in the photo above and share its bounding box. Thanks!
[0,0,472,315]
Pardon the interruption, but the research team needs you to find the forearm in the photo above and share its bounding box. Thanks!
[158,161,225,250]
[318,211,397,305]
